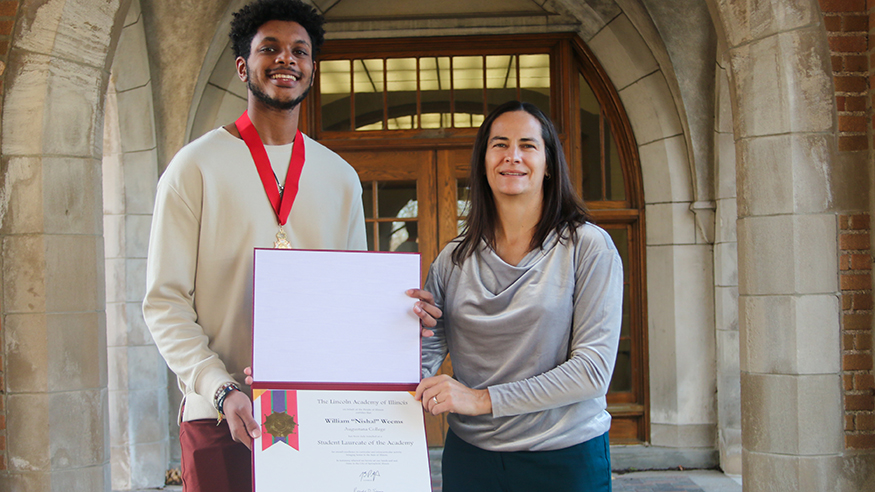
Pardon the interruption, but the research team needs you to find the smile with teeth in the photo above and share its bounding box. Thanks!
[271,73,299,81]
[500,171,527,176]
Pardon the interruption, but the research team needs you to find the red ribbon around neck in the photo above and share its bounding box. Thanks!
[235,111,305,226]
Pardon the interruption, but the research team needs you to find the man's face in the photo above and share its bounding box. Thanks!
[237,20,315,111]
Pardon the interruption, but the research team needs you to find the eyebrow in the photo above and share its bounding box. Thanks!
[259,36,311,47]
[489,136,539,143]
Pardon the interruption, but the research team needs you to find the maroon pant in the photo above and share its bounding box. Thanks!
[180,419,251,492]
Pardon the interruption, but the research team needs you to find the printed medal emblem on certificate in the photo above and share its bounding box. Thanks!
[251,249,430,492]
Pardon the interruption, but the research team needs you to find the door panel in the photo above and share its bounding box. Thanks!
[437,148,472,247]
[337,149,437,282]
[336,148,450,445]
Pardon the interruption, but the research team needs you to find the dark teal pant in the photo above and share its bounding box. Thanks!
[442,429,612,492]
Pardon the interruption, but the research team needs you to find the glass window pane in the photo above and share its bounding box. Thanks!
[457,178,471,218]
[457,178,471,235]
[519,54,550,118]
[366,223,375,251]
[605,226,631,393]
[606,227,629,280]
[361,181,374,218]
[390,220,419,252]
[605,124,626,201]
[579,73,602,202]
[610,338,632,392]
[420,57,451,129]
[320,60,351,131]
[356,120,385,131]
[453,56,483,128]
[387,58,418,130]
[377,181,417,219]
[354,59,385,130]
[486,55,518,112]
[377,222,397,252]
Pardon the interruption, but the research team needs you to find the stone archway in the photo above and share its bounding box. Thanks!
[186,0,719,471]
[0,0,133,489]
[706,0,850,489]
[7,1,851,489]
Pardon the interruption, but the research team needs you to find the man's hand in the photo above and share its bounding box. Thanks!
[406,289,442,337]
[222,390,261,449]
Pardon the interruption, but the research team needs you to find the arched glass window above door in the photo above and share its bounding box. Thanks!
[311,34,647,444]
[319,54,550,132]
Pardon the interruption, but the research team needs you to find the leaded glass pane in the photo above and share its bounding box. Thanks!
[366,224,375,251]
[420,57,451,129]
[320,60,351,131]
[605,227,632,393]
[519,54,550,118]
[453,56,484,128]
[361,181,374,218]
[354,59,385,130]
[390,221,419,252]
[386,58,418,130]
[579,73,602,202]
[605,123,626,201]
[377,181,417,219]
[457,178,471,235]
[486,55,518,111]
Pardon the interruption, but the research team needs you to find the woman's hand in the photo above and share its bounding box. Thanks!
[406,289,442,337]
[415,374,492,416]
[243,366,253,386]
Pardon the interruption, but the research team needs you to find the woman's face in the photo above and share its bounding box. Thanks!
[484,110,548,202]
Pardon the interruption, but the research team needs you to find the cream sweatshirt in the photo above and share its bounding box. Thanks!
[144,127,366,422]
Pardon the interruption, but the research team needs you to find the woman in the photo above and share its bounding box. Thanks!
[412,101,623,491]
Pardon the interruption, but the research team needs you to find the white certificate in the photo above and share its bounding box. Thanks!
[252,249,422,386]
[253,389,431,492]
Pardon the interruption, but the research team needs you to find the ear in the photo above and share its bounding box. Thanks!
[236,56,248,82]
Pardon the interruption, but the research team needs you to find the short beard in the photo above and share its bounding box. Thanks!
[247,66,312,111]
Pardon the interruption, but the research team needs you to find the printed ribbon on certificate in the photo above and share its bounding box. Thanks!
[255,389,299,451]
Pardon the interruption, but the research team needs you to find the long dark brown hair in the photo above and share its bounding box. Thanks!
[451,101,590,265]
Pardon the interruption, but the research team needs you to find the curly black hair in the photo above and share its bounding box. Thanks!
[229,0,325,61]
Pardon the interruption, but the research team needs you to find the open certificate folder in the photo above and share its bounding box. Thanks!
[251,249,432,492]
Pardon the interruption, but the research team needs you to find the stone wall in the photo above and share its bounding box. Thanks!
[822,0,869,151]
[841,214,875,449]
[0,0,21,476]
[820,0,875,452]
[0,0,133,488]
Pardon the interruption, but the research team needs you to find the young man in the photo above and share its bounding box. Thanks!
[143,1,366,490]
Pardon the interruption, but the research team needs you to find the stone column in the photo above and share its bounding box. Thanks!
[0,0,130,490]
[713,58,742,476]
[103,1,166,488]
[711,1,844,489]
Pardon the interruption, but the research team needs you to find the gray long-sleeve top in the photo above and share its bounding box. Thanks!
[422,223,624,452]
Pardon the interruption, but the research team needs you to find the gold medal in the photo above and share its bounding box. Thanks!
[274,226,291,249]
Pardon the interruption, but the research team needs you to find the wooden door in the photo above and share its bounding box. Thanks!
[336,149,437,280]
[335,147,471,446]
